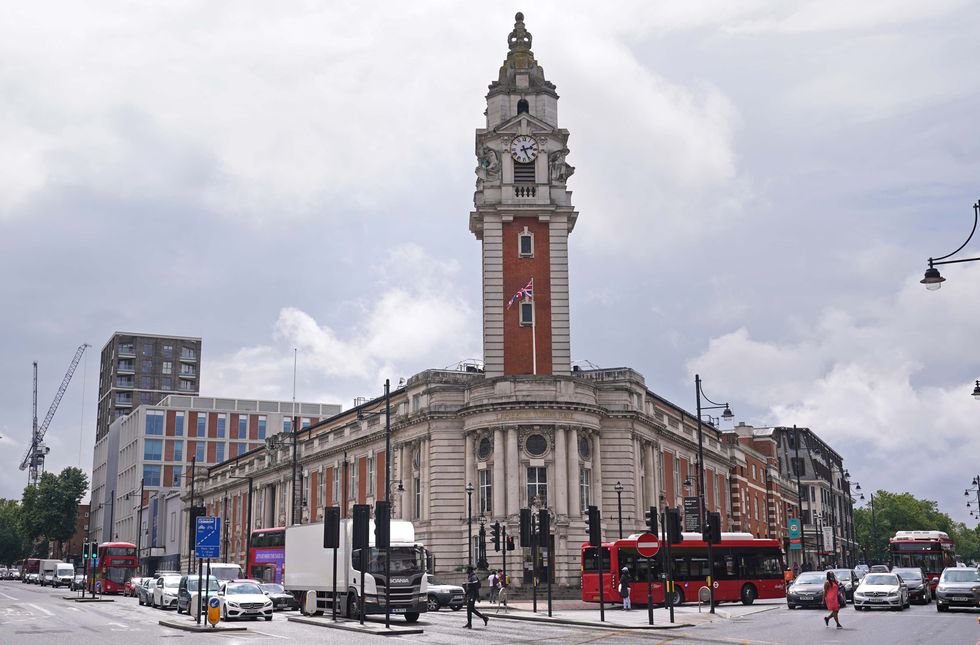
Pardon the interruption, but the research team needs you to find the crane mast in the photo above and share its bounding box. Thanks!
[20,343,90,485]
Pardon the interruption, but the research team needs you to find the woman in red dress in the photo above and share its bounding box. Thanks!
[823,571,842,629]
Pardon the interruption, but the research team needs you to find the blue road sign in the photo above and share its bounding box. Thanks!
[195,516,221,559]
[208,597,220,609]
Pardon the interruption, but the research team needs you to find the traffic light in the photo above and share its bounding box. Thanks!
[491,522,501,552]
[506,536,515,551]
[323,506,340,549]
[519,508,532,546]
[352,504,370,554]
[645,506,658,535]
[666,507,683,545]
[703,511,722,544]
[82,542,91,559]
[374,501,391,550]
[586,505,601,547]
[538,509,550,543]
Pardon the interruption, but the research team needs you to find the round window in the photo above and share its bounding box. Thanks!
[525,433,547,456]
[478,437,492,460]
[578,435,591,461]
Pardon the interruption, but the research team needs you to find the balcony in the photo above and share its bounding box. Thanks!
[117,344,135,357]
[117,361,135,374]
[115,377,134,389]
[116,395,133,407]
[179,350,198,363]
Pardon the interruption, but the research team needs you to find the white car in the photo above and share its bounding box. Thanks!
[219,581,273,621]
[853,572,910,610]
[152,574,182,609]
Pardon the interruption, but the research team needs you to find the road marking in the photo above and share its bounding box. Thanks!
[247,630,288,639]
[67,606,80,612]
[0,591,18,600]
[27,603,54,616]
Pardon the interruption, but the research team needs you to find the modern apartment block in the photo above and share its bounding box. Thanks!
[90,395,341,551]
[96,333,203,442]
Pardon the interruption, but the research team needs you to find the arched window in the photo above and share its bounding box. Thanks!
[517,98,529,114]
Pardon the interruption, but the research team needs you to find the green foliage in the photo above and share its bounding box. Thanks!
[853,489,980,563]
[18,467,88,556]
[0,499,30,564]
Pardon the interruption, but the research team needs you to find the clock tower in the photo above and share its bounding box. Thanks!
[470,12,578,378]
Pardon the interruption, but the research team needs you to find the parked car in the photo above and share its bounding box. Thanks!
[934,566,980,612]
[177,575,220,615]
[137,577,155,606]
[424,574,465,612]
[259,583,299,611]
[827,569,859,601]
[127,577,146,597]
[71,574,86,591]
[786,571,827,609]
[869,564,890,573]
[218,581,273,621]
[26,573,39,584]
[853,572,909,610]
[152,574,182,609]
[892,567,931,604]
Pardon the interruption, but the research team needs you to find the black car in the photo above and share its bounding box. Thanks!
[260,583,299,611]
[892,567,930,604]
[786,571,828,609]
[827,569,859,600]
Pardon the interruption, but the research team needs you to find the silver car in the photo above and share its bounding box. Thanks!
[853,572,909,610]
[934,567,980,612]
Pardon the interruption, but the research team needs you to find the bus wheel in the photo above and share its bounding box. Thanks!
[670,588,684,606]
[404,612,420,623]
[740,584,757,605]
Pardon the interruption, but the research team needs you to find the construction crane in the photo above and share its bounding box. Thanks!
[20,343,90,486]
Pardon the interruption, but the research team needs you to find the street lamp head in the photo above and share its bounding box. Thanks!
[614,481,624,493]
[721,405,734,421]
[860,493,865,501]
[921,266,945,290]
[465,482,474,494]
[854,483,862,492]
[972,380,980,399]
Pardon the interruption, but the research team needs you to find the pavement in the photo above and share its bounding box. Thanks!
[289,614,424,636]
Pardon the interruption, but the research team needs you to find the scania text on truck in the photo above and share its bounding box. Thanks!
[284,519,427,623]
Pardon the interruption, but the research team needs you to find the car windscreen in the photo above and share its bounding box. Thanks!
[863,574,898,586]
[187,577,220,592]
[427,575,444,586]
[941,569,980,583]
[892,569,921,580]
[260,584,285,594]
[794,573,824,584]
[226,583,263,595]
[163,577,181,588]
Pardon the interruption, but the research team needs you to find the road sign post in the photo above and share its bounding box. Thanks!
[195,516,221,625]
[635,532,660,626]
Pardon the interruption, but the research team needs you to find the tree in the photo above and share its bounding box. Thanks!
[18,467,88,556]
[0,499,30,564]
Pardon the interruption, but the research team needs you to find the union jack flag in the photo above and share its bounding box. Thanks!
[506,278,534,310]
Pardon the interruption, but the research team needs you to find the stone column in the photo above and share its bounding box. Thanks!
[567,428,580,516]
[464,432,474,494]
[493,428,506,519]
[554,427,568,517]
[421,439,430,521]
[592,431,603,516]
[506,427,519,518]
[644,443,656,513]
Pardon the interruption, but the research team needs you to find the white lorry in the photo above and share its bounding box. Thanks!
[38,559,61,586]
[284,519,427,623]
[205,563,242,583]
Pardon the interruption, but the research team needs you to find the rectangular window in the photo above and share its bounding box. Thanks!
[139,392,153,404]
[172,466,182,488]
[283,418,292,434]
[143,464,161,487]
[141,359,153,372]
[142,342,154,356]
[753,496,759,521]
[258,416,267,440]
[143,439,163,461]
[173,440,183,462]
[119,343,134,355]
[196,414,206,438]
[520,301,534,326]
[714,476,720,513]
[673,459,681,503]
[333,467,340,504]
[178,380,194,392]
[216,414,226,438]
[301,417,312,429]
[350,463,358,500]
[580,467,591,513]
[161,377,172,390]
[180,363,196,376]
[411,395,421,413]
[174,412,184,436]
[415,476,422,518]
[139,375,152,389]
[238,416,247,440]
[519,232,533,257]
[162,344,173,358]
[145,410,164,435]
[368,456,375,496]
[215,443,225,463]
[180,347,197,360]
[479,469,492,515]
[118,359,134,372]
[526,466,548,508]
[751,464,757,480]
[195,442,205,462]
[162,361,172,375]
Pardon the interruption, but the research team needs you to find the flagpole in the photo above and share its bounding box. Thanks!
[531,278,537,375]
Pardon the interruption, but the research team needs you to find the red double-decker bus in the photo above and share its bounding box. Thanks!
[582,533,786,606]
[93,542,137,594]
[247,528,285,584]
[888,530,956,592]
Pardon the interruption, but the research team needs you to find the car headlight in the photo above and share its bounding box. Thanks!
[228,601,239,608]
[937,585,947,592]
[887,590,899,597]
[264,601,273,608]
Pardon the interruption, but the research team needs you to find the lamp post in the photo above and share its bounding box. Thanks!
[614,482,624,539]
[921,200,980,290]
[466,482,474,569]
[694,374,733,614]
[965,476,980,522]
[854,483,876,563]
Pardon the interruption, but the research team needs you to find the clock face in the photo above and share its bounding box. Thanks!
[510,135,538,163]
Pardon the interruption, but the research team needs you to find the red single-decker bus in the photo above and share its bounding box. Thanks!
[582,532,786,607]
[888,530,956,592]
[93,542,137,594]
[247,528,285,584]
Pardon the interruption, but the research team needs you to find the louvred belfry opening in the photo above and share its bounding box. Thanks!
[469,12,578,378]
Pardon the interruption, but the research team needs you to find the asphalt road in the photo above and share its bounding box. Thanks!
[1,581,978,644]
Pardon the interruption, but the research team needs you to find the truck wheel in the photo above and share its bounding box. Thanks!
[346,593,359,620]
[404,612,420,624]
[426,596,440,612]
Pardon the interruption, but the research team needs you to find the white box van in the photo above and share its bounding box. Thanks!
[54,563,75,587]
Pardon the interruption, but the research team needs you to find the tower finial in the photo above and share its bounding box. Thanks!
[508,11,532,52]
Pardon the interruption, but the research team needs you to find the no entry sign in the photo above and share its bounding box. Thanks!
[636,532,660,558]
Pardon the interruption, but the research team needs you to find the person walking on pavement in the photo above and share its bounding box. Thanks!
[495,570,509,614]
[487,570,499,605]
[823,571,842,629]
[619,566,632,610]
[463,566,488,628]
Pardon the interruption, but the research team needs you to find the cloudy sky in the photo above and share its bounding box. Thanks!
[2,1,979,525]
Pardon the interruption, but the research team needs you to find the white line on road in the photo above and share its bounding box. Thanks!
[27,603,54,616]
[246,630,288,639]
[0,591,18,600]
